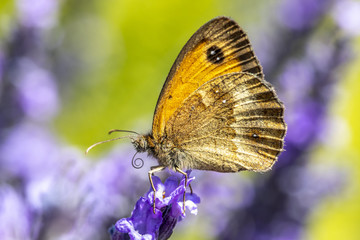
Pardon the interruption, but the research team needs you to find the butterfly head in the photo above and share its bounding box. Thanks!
[130,135,148,153]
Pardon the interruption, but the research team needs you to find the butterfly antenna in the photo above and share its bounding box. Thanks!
[86,135,133,154]
[108,129,140,135]
[86,129,139,155]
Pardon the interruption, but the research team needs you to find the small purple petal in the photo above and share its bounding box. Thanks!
[163,176,180,196]
[185,193,201,215]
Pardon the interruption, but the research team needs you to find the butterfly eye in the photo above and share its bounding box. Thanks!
[206,45,224,64]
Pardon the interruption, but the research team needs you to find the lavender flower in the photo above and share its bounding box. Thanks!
[110,172,200,240]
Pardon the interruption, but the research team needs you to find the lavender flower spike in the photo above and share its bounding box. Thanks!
[110,171,200,240]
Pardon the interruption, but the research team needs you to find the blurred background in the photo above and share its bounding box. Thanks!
[1,0,360,239]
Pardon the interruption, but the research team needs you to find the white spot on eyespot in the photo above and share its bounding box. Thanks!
[222,100,227,103]
[210,50,216,55]
[215,90,219,93]
[216,57,221,61]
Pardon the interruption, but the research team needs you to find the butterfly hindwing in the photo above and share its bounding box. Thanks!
[152,17,263,141]
[165,72,286,172]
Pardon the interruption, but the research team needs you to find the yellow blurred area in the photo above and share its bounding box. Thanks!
[0,0,14,39]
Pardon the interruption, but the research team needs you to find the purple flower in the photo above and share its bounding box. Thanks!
[111,172,200,240]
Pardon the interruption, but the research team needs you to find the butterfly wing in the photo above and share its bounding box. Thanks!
[165,72,286,172]
[152,17,263,141]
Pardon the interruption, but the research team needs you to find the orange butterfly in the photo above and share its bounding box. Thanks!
[88,16,287,213]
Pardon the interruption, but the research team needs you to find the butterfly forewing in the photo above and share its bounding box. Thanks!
[152,17,263,141]
[165,72,286,172]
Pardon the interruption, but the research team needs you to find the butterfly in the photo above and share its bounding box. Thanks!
[87,16,287,213]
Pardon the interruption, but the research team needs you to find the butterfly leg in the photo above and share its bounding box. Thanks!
[175,167,188,213]
[189,183,193,194]
[149,165,166,214]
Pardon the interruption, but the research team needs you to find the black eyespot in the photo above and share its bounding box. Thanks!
[206,46,224,64]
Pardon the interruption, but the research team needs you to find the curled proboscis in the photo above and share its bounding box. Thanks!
[131,152,144,169]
